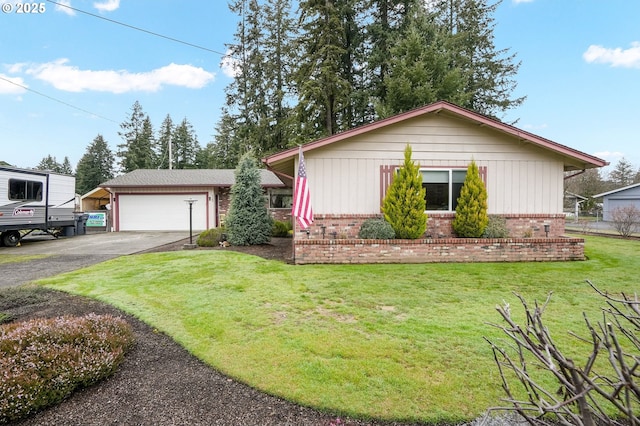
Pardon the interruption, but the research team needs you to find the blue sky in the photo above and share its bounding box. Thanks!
[1,0,639,175]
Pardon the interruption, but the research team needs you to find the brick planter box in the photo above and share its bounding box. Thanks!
[293,237,585,264]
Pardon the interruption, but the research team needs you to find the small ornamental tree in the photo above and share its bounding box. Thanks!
[452,160,488,237]
[225,152,273,246]
[382,145,427,239]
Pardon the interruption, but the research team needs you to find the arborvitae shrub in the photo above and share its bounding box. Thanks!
[382,145,427,239]
[196,228,227,247]
[482,215,509,238]
[272,220,292,237]
[452,160,488,237]
[358,219,396,239]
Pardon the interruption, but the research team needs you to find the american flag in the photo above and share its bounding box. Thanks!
[292,146,313,229]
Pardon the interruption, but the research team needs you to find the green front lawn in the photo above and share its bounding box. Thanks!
[35,236,638,423]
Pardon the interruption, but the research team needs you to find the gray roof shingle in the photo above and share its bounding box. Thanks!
[100,169,285,188]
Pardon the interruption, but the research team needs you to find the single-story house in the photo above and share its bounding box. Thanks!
[263,101,607,262]
[592,182,640,222]
[98,169,287,231]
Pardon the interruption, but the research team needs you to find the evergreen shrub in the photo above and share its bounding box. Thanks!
[358,219,396,239]
[272,220,292,238]
[482,215,509,238]
[197,228,227,247]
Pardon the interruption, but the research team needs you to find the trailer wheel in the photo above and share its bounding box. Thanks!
[2,231,21,247]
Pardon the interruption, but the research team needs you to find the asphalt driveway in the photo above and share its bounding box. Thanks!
[0,231,189,288]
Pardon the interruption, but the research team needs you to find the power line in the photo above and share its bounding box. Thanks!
[45,0,231,58]
[0,76,118,123]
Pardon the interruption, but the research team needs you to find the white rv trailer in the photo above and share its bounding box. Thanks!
[0,166,76,247]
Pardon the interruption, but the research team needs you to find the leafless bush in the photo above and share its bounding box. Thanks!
[485,281,639,425]
[578,220,592,234]
[611,206,640,237]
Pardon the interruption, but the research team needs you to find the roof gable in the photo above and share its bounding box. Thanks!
[263,101,607,173]
[593,182,640,198]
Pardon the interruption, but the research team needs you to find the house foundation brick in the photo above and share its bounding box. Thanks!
[293,237,585,264]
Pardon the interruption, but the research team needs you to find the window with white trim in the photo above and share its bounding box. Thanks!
[421,169,467,211]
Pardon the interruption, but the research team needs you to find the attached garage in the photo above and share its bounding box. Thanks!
[100,169,286,232]
[117,193,208,231]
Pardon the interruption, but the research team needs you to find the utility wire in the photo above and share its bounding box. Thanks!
[0,76,118,123]
[45,0,231,58]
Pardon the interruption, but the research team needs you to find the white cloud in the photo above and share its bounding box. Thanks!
[93,0,120,12]
[0,74,27,95]
[24,59,215,94]
[513,0,534,3]
[54,0,75,16]
[594,151,625,160]
[583,42,640,68]
[221,49,241,78]
[521,123,548,131]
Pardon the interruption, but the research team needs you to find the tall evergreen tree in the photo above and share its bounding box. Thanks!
[195,142,217,169]
[382,144,427,239]
[608,157,636,188]
[172,118,200,169]
[210,108,242,168]
[60,157,73,175]
[223,0,268,156]
[117,101,156,172]
[366,0,422,105]
[452,160,488,237]
[225,152,273,245]
[262,0,296,154]
[379,4,469,116]
[294,0,352,139]
[75,134,115,195]
[36,155,63,173]
[433,0,524,117]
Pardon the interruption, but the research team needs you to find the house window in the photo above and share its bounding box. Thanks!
[9,179,43,201]
[269,189,293,209]
[421,169,467,211]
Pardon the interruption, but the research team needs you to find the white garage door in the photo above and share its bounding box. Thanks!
[118,194,208,231]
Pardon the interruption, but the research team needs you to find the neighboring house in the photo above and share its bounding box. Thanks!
[592,182,640,222]
[97,169,286,231]
[264,101,607,240]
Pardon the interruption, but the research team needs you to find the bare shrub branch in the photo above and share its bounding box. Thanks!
[486,281,639,425]
[610,206,640,238]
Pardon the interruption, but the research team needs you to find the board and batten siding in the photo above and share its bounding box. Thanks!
[301,113,565,215]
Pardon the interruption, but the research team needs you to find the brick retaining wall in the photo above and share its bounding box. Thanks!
[293,237,585,264]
